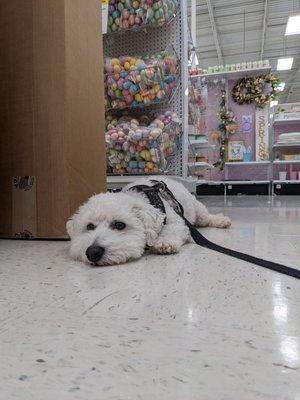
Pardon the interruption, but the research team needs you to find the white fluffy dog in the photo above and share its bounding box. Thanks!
[67,177,231,266]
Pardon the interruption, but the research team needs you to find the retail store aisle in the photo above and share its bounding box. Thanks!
[1,196,300,400]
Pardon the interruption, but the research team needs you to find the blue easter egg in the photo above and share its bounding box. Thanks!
[120,71,128,79]
[129,84,139,95]
[137,63,146,71]
[165,75,175,83]
[123,81,131,90]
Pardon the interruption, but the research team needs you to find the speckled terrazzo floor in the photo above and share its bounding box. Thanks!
[1,196,300,400]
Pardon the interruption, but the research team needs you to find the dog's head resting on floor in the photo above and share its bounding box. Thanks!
[67,192,165,266]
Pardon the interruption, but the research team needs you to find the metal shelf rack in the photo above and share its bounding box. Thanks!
[104,1,189,189]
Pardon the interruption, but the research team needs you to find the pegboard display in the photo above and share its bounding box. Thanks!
[104,2,188,177]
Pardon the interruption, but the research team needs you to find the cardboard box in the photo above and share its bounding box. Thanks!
[0,0,106,238]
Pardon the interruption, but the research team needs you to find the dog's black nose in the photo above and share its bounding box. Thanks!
[85,245,105,263]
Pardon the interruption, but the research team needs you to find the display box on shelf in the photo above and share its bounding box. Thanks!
[106,0,179,34]
[104,47,179,110]
[106,111,181,175]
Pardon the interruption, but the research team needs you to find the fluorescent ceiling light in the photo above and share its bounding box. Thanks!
[277,57,293,71]
[285,15,300,35]
[270,100,278,107]
[278,82,285,91]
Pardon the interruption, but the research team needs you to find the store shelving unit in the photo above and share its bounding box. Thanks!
[104,1,189,189]
[273,118,300,126]
[270,103,300,195]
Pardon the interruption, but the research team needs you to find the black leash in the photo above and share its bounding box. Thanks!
[130,181,300,280]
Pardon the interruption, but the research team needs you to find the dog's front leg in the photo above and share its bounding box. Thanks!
[151,212,190,255]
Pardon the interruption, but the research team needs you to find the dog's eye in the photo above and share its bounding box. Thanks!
[86,223,96,231]
[113,221,126,231]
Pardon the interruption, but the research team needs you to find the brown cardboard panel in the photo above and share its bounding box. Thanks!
[64,0,107,216]
[32,0,69,237]
[0,1,35,236]
[0,0,106,238]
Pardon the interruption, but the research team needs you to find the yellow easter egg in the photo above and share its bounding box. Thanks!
[154,84,160,94]
[135,94,143,102]
[146,162,154,169]
[124,62,130,71]
[111,58,120,66]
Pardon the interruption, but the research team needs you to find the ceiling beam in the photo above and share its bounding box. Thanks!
[206,0,224,65]
[190,0,197,67]
[260,0,268,60]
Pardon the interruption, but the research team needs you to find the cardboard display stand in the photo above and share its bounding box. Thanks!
[0,0,106,238]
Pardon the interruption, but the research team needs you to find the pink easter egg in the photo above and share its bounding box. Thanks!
[117,79,124,89]
[125,94,133,104]
[122,9,130,19]
[105,64,113,73]
[118,101,127,108]
[111,132,118,140]
[129,15,135,25]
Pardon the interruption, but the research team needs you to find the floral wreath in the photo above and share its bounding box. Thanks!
[232,73,280,108]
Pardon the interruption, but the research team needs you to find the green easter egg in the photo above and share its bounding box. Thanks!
[115,89,123,99]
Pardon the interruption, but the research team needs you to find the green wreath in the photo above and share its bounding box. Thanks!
[232,73,280,108]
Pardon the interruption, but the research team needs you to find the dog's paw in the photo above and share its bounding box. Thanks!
[211,214,231,229]
[217,215,231,229]
[152,242,179,255]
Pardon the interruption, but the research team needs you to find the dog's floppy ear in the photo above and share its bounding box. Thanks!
[66,219,74,237]
[133,201,165,247]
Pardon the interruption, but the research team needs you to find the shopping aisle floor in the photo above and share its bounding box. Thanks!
[1,196,300,400]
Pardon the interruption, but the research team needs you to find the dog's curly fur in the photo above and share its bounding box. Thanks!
[67,177,231,266]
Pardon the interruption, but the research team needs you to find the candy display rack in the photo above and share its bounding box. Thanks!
[104,46,180,110]
[104,0,189,188]
[107,0,179,34]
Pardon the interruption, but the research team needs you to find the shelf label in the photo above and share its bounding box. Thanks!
[255,108,269,161]
[102,0,109,34]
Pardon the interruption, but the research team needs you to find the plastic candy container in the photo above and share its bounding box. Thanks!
[106,111,181,175]
[107,0,179,33]
[104,49,178,110]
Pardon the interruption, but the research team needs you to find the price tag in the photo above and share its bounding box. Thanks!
[102,0,109,34]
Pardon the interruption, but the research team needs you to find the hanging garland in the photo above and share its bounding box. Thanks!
[232,73,280,108]
[214,90,238,170]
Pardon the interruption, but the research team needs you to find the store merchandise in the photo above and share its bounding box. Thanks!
[276,132,300,145]
[279,171,287,180]
[283,154,300,160]
[106,111,181,174]
[243,146,253,162]
[275,103,300,115]
[107,0,179,33]
[188,60,270,76]
[104,49,178,109]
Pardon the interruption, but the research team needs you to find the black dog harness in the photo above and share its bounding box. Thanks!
[130,181,300,280]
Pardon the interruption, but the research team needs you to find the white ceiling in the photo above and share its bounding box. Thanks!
[188,0,300,103]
